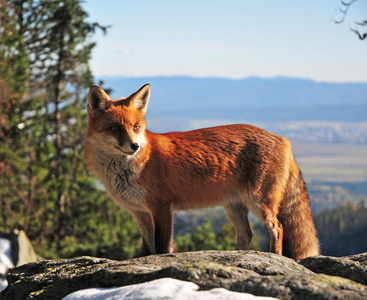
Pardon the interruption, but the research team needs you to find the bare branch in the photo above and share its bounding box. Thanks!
[335,0,359,24]
[351,28,367,40]
[335,0,366,41]
[355,20,367,26]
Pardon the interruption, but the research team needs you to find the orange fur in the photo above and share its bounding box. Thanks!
[84,84,320,259]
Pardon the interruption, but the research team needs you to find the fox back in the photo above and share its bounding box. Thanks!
[85,84,320,259]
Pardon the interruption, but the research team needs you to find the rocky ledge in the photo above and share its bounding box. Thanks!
[1,250,367,299]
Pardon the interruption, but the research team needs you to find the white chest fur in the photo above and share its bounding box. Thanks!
[92,150,147,211]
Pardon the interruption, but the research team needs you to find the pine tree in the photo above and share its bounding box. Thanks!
[0,0,30,231]
[1,0,141,259]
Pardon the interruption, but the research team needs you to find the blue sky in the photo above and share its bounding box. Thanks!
[84,0,366,83]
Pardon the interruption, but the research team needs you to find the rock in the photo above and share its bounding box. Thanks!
[15,230,42,267]
[0,230,41,268]
[1,250,367,300]
[299,253,367,286]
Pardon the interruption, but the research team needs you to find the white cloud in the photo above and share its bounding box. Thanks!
[118,48,133,54]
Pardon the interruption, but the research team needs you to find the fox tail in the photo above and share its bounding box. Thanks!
[279,169,320,260]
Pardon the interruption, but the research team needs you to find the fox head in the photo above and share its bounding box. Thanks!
[86,84,150,156]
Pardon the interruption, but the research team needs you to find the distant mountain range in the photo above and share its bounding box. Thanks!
[98,76,367,123]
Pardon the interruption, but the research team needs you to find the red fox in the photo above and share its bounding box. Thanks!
[84,84,320,259]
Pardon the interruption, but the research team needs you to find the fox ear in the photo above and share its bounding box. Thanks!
[129,84,150,115]
[88,85,110,112]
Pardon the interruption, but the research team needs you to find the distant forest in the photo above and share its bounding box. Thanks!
[315,200,367,256]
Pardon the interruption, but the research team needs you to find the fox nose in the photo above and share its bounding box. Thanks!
[131,143,139,151]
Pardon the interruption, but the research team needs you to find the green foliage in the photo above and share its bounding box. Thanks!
[174,218,261,252]
[0,0,140,260]
[0,0,31,232]
[192,218,218,250]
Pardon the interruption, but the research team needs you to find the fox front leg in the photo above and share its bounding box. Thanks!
[132,210,156,256]
[150,202,174,254]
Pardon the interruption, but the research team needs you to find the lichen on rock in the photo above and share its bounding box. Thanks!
[1,250,367,299]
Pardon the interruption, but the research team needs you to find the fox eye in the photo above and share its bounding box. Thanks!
[110,126,119,131]
[134,125,140,131]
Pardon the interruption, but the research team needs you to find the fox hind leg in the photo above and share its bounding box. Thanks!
[264,213,283,255]
[259,193,284,255]
[224,202,253,250]
[251,184,284,256]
